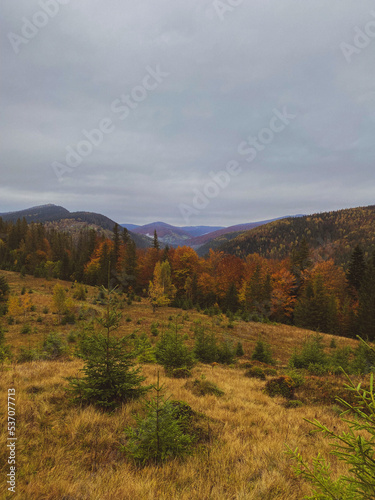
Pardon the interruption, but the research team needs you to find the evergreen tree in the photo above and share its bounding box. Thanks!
[347,245,366,294]
[0,275,9,302]
[155,324,195,374]
[153,230,160,250]
[251,339,274,364]
[125,374,194,464]
[357,254,375,341]
[294,275,338,334]
[223,282,239,313]
[193,325,218,363]
[67,286,148,410]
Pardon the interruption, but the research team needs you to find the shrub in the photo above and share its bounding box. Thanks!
[193,326,218,363]
[284,400,303,409]
[251,339,274,365]
[20,324,31,335]
[244,367,266,380]
[18,347,41,363]
[350,341,375,374]
[329,346,353,373]
[155,330,195,374]
[184,378,224,397]
[235,341,245,357]
[307,363,329,376]
[150,322,159,336]
[73,283,87,301]
[134,332,156,364]
[265,376,295,399]
[42,332,68,360]
[169,367,192,378]
[289,334,327,369]
[217,338,235,364]
[125,376,194,464]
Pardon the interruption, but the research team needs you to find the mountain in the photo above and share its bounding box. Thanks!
[216,205,375,265]
[129,222,224,247]
[0,205,152,249]
[194,216,300,255]
[121,223,140,231]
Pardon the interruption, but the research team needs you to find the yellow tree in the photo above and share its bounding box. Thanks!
[52,284,67,321]
[148,261,176,313]
[7,296,23,318]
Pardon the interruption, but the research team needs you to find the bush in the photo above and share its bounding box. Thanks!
[20,324,31,335]
[288,348,375,499]
[185,378,224,397]
[351,341,375,374]
[284,400,303,409]
[125,376,194,464]
[73,283,87,301]
[168,367,192,378]
[265,376,295,399]
[42,332,68,360]
[150,322,159,336]
[155,330,195,374]
[235,342,244,357]
[244,367,266,380]
[289,334,327,369]
[217,339,235,364]
[18,347,41,363]
[251,339,274,365]
[193,326,218,363]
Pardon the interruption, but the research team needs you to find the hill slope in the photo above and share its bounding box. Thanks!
[218,205,375,264]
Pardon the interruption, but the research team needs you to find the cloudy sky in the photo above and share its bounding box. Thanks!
[1,0,375,226]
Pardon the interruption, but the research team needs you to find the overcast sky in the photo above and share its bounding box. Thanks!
[1,0,375,226]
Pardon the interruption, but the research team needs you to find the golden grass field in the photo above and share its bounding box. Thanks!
[0,271,366,499]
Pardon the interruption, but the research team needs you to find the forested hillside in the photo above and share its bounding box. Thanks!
[0,212,374,340]
[218,205,375,264]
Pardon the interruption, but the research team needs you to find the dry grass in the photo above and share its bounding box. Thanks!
[0,271,364,499]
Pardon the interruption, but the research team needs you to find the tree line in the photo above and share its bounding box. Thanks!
[0,217,374,339]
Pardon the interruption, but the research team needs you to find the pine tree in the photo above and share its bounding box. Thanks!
[357,254,375,341]
[67,286,148,410]
[0,275,9,302]
[155,320,195,375]
[193,325,218,363]
[153,230,160,250]
[347,245,366,294]
[125,373,194,464]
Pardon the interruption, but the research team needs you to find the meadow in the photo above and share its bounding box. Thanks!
[0,271,366,499]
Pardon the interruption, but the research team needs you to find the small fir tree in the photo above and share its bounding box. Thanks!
[67,286,148,410]
[251,338,274,365]
[125,373,194,464]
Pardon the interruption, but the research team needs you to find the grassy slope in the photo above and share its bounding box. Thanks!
[0,272,363,499]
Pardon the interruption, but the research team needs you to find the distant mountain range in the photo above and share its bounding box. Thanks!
[0,203,307,253]
[121,217,298,250]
